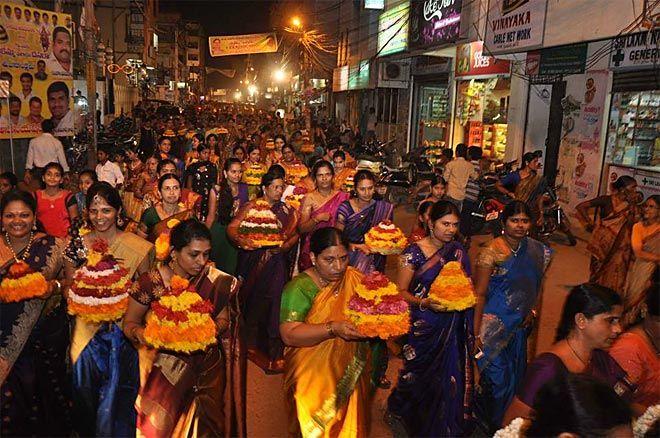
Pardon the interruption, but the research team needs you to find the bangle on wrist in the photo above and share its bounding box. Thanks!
[419,298,428,312]
[325,321,335,338]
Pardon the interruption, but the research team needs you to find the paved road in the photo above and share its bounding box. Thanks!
[246,205,592,437]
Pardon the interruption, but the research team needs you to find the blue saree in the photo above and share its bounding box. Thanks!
[474,237,551,433]
[336,199,394,273]
[387,241,475,437]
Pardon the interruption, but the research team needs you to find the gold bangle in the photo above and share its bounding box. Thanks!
[325,321,335,338]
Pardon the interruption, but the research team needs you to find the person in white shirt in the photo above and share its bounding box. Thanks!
[8,96,27,127]
[46,81,73,136]
[95,148,124,188]
[444,143,478,211]
[25,119,69,173]
[18,72,35,105]
[45,26,72,77]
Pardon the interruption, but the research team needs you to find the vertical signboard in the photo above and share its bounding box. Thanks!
[0,3,74,138]
[484,0,548,55]
[378,2,409,56]
[409,0,462,50]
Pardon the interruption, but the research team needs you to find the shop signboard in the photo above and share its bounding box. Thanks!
[0,3,74,138]
[348,60,370,90]
[208,33,278,57]
[525,43,587,76]
[484,0,548,55]
[408,0,462,50]
[607,165,660,198]
[365,0,385,9]
[378,2,409,57]
[609,29,660,71]
[455,41,511,78]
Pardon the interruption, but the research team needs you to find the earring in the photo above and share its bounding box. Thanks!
[32,222,37,231]
[116,216,124,227]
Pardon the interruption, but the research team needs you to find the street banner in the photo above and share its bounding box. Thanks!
[484,0,548,55]
[208,33,278,57]
[0,3,74,138]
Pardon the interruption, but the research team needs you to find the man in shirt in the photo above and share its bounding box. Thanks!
[18,72,35,105]
[443,143,478,211]
[95,147,124,188]
[47,81,73,136]
[46,26,72,77]
[25,119,69,176]
[35,60,48,81]
[8,96,27,127]
[460,146,483,236]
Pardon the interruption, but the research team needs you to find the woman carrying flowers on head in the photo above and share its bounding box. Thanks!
[124,218,246,437]
[206,157,249,275]
[64,182,154,437]
[387,201,475,437]
[472,201,552,434]
[242,145,268,200]
[280,227,372,437]
[298,160,349,271]
[228,165,299,373]
[335,169,394,274]
[0,190,71,436]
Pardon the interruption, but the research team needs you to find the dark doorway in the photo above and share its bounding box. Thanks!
[544,80,566,186]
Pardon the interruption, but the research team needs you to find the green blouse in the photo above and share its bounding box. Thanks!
[280,272,320,323]
[140,206,160,233]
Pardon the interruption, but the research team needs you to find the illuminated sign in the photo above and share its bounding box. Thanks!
[348,60,370,90]
[409,0,462,49]
[378,2,409,56]
[365,0,385,9]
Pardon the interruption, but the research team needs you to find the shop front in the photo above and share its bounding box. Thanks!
[453,41,511,158]
[603,30,660,198]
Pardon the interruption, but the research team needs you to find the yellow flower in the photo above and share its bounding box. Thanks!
[86,251,102,266]
[167,218,181,229]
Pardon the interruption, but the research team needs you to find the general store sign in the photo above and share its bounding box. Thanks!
[455,41,511,78]
[409,0,462,50]
[609,30,660,71]
[484,0,547,55]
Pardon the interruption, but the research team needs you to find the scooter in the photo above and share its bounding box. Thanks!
[536,184,577,246]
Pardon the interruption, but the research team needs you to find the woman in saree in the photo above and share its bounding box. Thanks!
[502,283,638,427]
[0,190,71,436]
[387,201,475,437]
[472,201,552,434]
[124,219,246,437]
[332,150,356,193]
[496,152,545,206]
[265,134,286,167]
[137,173,195,243]
[206,158,249,275]
[228,167,299,373]
[576,175,639,292]
[335,169,394,274]
[622,195,660,326]
[280,227,371,437]
[298,160,349,271]
[133,156,159,201]
[64,182,154,437]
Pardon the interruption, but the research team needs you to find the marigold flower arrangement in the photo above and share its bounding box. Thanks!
[364,220,408,255]
[238,199,284,247]
[144,275,217,353]
[300,138,315,154]
[285,163,309,186]
[243,163,266,186]
[284,185,309,210]
[154,218,181,261]
[345,271,409,339]
[265,138,275,150]
[427,261,476,311]
[67,239,132,323]
[0,260,49,303]
[344,174,355,191]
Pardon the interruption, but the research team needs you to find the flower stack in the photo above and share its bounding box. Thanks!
[0,261,49,303]
[345,271,409,339]
[238,200,284,247]
[300,137,315,154]
[154,218,181,261]
[243,163,266,186]
[344,174,355,191]
[285,185,308,210]
[285,163,309,186]
[67,239,132,323]
[364,220,408,255]
[428,261,476,311]
[265,138,275,150]
[144,275,217,353]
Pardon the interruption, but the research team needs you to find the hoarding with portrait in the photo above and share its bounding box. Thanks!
[0,3,74,138]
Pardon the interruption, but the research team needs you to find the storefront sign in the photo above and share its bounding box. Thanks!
[484,0,547,55]
[455,41,511,78]
[0,3,74,138]
[409,0,462,50]
[525,43,587,76]
[208,33,277,57]
[332,66,349,92]
[378,2,409,56]
[609,29,660,71]
[348,61,370,90]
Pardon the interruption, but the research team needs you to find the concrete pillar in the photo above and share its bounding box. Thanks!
[505,61,529,162]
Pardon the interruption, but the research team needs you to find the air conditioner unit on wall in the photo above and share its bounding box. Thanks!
[378,60,410,89]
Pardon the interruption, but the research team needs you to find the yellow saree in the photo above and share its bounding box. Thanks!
[281,267,371,438]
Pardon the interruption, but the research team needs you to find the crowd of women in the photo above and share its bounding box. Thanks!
[0,105,658,437]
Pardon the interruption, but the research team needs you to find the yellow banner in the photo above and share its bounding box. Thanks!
[208,33,278,57]
[0,3,74,138]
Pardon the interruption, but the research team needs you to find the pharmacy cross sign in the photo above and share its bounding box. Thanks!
[611,49,625,67]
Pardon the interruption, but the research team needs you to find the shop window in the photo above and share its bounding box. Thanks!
[606,91,659,169]
[376,88,399,124]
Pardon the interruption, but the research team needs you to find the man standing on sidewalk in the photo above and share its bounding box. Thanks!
[444,143,477,211]
[25,118,69,179]
[461,146,483,236]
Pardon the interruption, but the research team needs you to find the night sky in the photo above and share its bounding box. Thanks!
[161,0,277,89]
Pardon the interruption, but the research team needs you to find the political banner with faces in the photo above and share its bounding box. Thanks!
[0,3,74,138]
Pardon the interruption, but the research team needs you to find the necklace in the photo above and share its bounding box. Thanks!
[4,231,35,262]
[312,267,330,289]
[566,338,590,367]
[504,237,522,257]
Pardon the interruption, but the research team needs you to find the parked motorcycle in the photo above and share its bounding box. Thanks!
[535,183,577,246]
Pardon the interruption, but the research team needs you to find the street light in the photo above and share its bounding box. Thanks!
[247,84,257,96]
[234,91,242,101]
[273,69,287,82]
[291,16,302,29]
